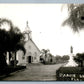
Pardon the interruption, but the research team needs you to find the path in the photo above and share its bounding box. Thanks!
[2,63,64,81]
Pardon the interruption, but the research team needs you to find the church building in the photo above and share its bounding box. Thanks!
[17,22,41,65]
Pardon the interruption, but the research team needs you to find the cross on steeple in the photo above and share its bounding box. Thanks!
[24,21,32,40]
[25,21,31,33]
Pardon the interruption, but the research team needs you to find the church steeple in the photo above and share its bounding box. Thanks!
[25,21,32,34]
[24,21,32,41]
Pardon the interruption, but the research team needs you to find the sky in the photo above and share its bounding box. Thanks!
[0,4,84,56]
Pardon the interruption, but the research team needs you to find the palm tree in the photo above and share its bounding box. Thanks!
[62,4,84,32]
[0,18,26,68]
[62,4,84,67]
[74,53,84,67]
[8,27,26,67]
[41,49,50,63]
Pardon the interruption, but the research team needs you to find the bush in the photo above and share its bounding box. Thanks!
[57,67,81,74]
[10,60,18,66]
[56,67,84,81]
[0,65,26,76]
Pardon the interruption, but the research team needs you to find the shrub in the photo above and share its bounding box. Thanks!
[0,65,26,76]
[10,60,18,66]
[56,67,84,81]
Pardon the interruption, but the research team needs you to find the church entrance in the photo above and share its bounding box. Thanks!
[28,56,32,63]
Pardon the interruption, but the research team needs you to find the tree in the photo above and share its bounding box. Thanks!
[9,27,26,66]
[62,55,69,62]
[74,53,84,67]
[0,18,26,68]
[62,4,84,32]
[55,55,62,63]
[41,49,50,63]
[62,4,84,66]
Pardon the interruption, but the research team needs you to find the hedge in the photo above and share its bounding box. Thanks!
[56,67,84,81]
[0,65,26,76]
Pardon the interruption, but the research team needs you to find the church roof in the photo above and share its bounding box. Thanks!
[28,39,41,53]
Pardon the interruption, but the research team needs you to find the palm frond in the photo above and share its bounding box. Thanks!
[0,18,13,30]
[62,4,84,32]
[15,43,26,55]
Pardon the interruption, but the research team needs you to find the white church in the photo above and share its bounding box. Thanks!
[15,22,41,65]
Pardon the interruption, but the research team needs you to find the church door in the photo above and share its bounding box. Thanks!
[28,56,32,63]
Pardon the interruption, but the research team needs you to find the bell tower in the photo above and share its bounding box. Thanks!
[24,21,32,41]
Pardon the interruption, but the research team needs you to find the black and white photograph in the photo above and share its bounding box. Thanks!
[0,4,84,81]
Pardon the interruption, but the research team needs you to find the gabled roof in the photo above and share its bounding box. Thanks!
[26,38,41,53]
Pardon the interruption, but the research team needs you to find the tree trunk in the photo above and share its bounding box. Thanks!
[0,53,7,70]
[45,54,47,64]
[14,52,16,67]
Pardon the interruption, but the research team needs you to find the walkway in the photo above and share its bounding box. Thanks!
[2,63,64,81]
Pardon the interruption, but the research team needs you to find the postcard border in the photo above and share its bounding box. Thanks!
[0,0,84,3]
[0,0,84,84]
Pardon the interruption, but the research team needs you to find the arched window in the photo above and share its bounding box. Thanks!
[35,52,37,56]
[34,52,37,59]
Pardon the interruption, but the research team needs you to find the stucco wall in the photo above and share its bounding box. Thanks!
[17,39,40,65]
[25,40,40,63]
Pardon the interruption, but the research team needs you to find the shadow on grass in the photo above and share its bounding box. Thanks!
[0,65,26,80]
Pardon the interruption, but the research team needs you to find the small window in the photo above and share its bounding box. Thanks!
[29,45,31,49]
[34,57,36,59]
[34,52,37,56]
[28,52,32,56]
